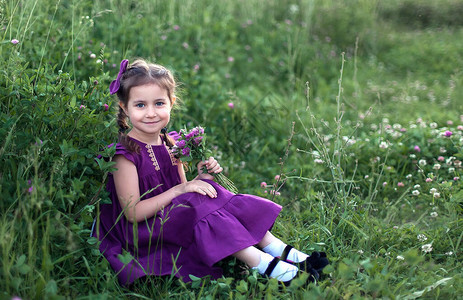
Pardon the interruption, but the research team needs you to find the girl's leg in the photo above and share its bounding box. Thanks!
[258,231,309,263]
[232,246,298,282]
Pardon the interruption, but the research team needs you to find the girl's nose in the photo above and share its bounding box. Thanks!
[147,107,157,117]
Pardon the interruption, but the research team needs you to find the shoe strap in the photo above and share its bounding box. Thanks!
[264,257,281,277]
[280,245,293,261]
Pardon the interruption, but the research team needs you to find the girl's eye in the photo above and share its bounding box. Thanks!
[156,101,165,106]
[136,103,145,108]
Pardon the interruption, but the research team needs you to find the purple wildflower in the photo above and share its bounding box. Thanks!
[414,145,421,152]
[103,103,109,111]
[194,136,203,145]
[176,140,186,148]
[11,39,19,44]
[228,102,234,109]
[182,147,190,156]
[444,130,453,137]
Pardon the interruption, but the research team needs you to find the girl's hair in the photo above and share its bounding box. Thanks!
[115,59,178,152]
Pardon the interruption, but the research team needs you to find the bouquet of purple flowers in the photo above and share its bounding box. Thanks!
[171,126,238,194]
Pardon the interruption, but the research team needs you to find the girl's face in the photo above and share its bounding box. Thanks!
[122,83,173,144]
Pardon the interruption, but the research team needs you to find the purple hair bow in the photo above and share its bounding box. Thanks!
[109,59,129,95]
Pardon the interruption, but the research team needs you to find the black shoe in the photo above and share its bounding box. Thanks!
[280,245,329,278]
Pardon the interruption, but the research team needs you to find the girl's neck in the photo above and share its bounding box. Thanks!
[127,131,162,145]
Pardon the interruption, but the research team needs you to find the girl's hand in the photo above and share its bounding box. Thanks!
[182,180,217,198]
[197,157,223,180]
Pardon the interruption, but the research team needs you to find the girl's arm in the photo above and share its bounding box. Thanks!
[113,155,218,223]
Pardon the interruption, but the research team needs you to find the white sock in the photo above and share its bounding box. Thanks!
[252,252,298,282]
[262,240,309,263]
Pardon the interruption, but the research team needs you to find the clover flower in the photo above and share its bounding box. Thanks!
[228,102,234,109]
[414,145,421,152]
[379,141,389,149]
[444,130,453,137]
[260,182,267,188]
[397,182,404,187]
[417,234,427,242]
[181,147,190,156]
[11,39,19,44]
[412,190,420,196]
[421,244,433,253]
[430,212,438,217]
[418,159,427,166]
[396,255,404,260]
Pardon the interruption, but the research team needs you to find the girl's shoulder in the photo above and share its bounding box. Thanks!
[114,142,139,165]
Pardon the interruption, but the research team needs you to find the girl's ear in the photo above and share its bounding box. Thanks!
[171,96,176,105]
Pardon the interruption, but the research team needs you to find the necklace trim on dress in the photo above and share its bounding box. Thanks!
[145,144,177,170]
[145,144,161,171]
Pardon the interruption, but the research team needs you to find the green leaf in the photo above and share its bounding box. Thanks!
[70,96,76,108]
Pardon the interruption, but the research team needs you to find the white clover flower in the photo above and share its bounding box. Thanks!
[440,147,447,153]
[417,234,427,242]
[445,251,453,256]
[429,188,437,194]
[393,123,402,129]
[410,154,416,158]
[357,250,364,254]
[433,163,441,170]
[433,192,440,198]
[412,190,420,196]
[396,255,405,260]
[448,167,455,173]
[419,159,427,166]
[379,141,389,149]
[314,159,324,164]
[430,212,438,217]
[414,184,421,189]
[421,244,433,253]
[410,124,417,129]
[289,4,299,14]
[406,174,412,179]
[382,118,389,124]
[429,122,438,129]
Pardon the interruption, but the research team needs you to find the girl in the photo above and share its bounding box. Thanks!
[93,59,328,287]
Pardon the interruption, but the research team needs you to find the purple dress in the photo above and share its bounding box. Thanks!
[93,137,282,285]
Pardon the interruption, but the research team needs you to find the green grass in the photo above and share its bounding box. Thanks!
[0,0,462,298]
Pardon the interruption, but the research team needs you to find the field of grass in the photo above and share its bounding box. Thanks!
[1,0,462,298]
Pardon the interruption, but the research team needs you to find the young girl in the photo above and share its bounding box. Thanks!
[93,58,328,287]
